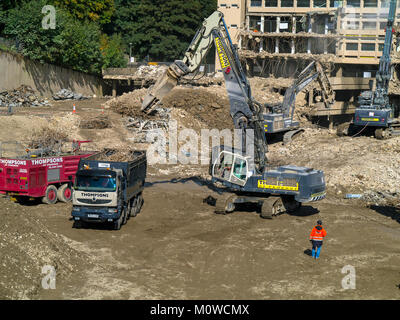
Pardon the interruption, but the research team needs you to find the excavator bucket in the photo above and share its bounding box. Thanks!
[141,67,179,114]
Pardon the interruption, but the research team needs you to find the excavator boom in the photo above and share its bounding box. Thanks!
[142,11,267,172]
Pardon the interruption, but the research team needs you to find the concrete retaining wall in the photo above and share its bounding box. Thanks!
[0,50,106,97]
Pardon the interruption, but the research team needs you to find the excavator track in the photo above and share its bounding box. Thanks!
[374,128,390,140]
[283,128,305,145]
[260,197,286,219]
[214,194,237,214]
[336,122,350,137]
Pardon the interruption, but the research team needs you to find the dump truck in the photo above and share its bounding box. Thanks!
[0,141,96,204]
[71,150,147,230]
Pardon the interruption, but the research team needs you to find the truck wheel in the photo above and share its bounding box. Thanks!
[113,214,122,230]
[42,185,58,204]
[57,184,73,203]
[73,220,83,229]
[136,194,144,214]
[122,207,128,225]
[129,198,136,218]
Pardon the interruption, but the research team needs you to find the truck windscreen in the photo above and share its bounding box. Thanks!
[75,175,116,192]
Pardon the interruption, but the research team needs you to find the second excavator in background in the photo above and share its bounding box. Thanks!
[263,60,335,144]
[141,11,326,218]
[337,0,399,139]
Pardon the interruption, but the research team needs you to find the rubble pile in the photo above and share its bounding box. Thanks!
[25,114,81,151]
[0,85,51,108]
[52,89,90,101]
[268,129,400,205]
[103,88,150,118]
[134,65,168,79]
[95,148,144,162]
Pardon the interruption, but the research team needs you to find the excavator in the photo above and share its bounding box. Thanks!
[263,60,335,144]
[141,11,326,218]
[337,0,399,139]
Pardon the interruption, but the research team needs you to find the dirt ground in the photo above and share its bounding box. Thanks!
[1,179,399,300]
[0,90,400,300]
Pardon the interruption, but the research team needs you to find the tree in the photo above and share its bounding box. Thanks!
[100,34,127,68]
[108,0,217,61]
[3,0,103,74]
[0,0,23,32]
[53,0,115,25]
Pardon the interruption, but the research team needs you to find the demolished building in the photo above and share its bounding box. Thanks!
[218,0,400,121]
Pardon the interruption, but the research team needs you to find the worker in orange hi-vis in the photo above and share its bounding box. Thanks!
[309,220,327,259]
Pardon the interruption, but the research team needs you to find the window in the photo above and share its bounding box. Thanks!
[233,158,247,181]
[381,0,390,8]
[281,0,294,6]
[342,21,360,30]
[297,0,310,6]
[313,0,327,7]
[232,4,239,7]
[347,0,360,7]
[363,13,377,19]
[363,21,376,30]
[363,0,377,7]
[346,43,358,50]
[75,174,117,192]
[379,43,384,51]
[331,0,343,6]
[264,17,277,32]
[265,0,278,6]
[231,24,238,28]
[250,0,262,6]
[361,43,375,51]
[249,16,261,31]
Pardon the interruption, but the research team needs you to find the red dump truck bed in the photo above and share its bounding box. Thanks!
[0,152,96,203]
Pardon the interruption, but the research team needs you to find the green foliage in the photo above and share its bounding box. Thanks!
[1,0,218,71]
[53,0,115,25]
[100,34,127,68]
[3,0,103,74]
[108,0,217,61]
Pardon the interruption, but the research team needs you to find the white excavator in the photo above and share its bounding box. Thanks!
[142,11,326,218]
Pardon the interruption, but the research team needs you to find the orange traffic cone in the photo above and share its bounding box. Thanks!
[72,104,76,114]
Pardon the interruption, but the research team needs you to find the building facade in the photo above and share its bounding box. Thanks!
[218,0,400,101]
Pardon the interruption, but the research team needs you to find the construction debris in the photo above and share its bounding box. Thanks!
[241,30,342,39]
[52,89,90,101]
[27,126,69,151]
[0,85,51,109]
[239,49,336,64]
[134,65,168,78]
[79,114,112,129]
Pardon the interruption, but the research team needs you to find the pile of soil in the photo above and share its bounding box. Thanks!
[162,87,232,131]
[104,86,233,131]
[103,88,157,120]
[0,200,85,299]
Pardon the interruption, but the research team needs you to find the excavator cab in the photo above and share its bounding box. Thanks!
[211,147,250,187]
